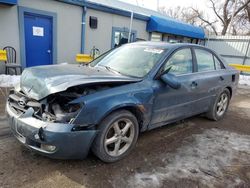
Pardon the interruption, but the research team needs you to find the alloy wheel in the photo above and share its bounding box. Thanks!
[104,118,135,157]
[216,93,228,117]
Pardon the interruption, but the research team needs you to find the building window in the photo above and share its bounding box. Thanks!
[112,27,136,48]
[191,39,198,44]
[151,32,162,41]
[168,38,181,43]
[199,39,205,46]
[163,34,192,43]
[183,37,192,43]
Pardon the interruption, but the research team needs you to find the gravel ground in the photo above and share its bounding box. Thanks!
[0,87,250,188]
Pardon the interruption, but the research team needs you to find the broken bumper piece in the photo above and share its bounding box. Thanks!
[6,102,97,159]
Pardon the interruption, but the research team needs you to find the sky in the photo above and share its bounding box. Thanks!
[119,0,209,12]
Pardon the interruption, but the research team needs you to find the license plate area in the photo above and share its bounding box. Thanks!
[8,116,26,143]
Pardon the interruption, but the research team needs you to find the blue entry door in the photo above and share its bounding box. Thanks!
[24,13,53,67]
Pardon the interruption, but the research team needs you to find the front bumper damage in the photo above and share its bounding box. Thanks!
[6,101,97,159]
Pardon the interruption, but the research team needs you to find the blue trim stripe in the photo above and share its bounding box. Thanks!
[0,0,17,5]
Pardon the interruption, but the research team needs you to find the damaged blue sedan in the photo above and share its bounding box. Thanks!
[6,42,239,162]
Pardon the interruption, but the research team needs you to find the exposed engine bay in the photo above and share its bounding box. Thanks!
[8,84,123,123]
[41,85,111,123]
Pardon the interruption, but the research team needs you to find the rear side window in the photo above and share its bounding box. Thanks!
[195,49,215,72]
[214,56,224,70]
[163,48,193,75]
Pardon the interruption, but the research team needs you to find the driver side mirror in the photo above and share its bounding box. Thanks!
[161,73,181,89]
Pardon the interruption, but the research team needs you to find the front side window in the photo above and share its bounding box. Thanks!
[90,45,167,77]
[195,49,215,72]
[163,48,193,75]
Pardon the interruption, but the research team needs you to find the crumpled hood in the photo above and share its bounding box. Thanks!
[20,64,141,100]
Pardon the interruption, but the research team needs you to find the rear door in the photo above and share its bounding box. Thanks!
[191,47,224,113]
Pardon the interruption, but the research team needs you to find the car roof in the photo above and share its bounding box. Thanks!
[127,41,229,71]
[128,41,206,50]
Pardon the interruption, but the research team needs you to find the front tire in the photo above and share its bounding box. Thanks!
[92,110,139,163]
[206,88,230,121]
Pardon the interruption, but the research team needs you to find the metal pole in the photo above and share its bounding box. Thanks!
[206,30,210,47]
[243,39,250,65]
[128,11,134,43]
[81,6,87,53]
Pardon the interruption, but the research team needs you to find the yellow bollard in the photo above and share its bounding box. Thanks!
[76,54,93,64]
[0,50,7,61]
[229,64,250,72]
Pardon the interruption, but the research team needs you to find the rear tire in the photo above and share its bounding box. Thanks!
[92,110,139,163]
[206,88,230,121]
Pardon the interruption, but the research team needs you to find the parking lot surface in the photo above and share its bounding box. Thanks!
[0,87,250,188]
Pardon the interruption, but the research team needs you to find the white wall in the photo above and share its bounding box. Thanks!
[0,5,19,73]
[0,0,82,74]
[0,0,150,74]
[19,0,82,64]
[85,8,149,54]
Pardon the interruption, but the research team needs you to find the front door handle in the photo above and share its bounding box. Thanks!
[190,81,198,89]
[47,50,51,53]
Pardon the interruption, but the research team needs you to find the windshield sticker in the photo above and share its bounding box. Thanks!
[144,48,164,54]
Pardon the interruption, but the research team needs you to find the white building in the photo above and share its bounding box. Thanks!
[0,0,205,73]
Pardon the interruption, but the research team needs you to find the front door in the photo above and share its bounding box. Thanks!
[24,13,53,67]
[150,48,198,127]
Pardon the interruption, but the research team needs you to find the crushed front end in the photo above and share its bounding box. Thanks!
[6,87,97,159]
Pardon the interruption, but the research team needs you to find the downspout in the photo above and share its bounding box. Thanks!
[81,6,87,53]
[128,11,134,43]
[206,30,210,47]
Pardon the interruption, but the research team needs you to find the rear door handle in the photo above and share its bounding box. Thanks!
[190,81,198,89]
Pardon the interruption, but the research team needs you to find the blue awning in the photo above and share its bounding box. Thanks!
[146,16,205,39]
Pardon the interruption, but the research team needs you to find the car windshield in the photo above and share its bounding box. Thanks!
[90,45,167,77]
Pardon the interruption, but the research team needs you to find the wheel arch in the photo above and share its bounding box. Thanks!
[225,86,232,98]
[97,104,147,132]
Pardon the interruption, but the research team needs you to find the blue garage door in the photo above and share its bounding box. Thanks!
[24,13,53,67]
